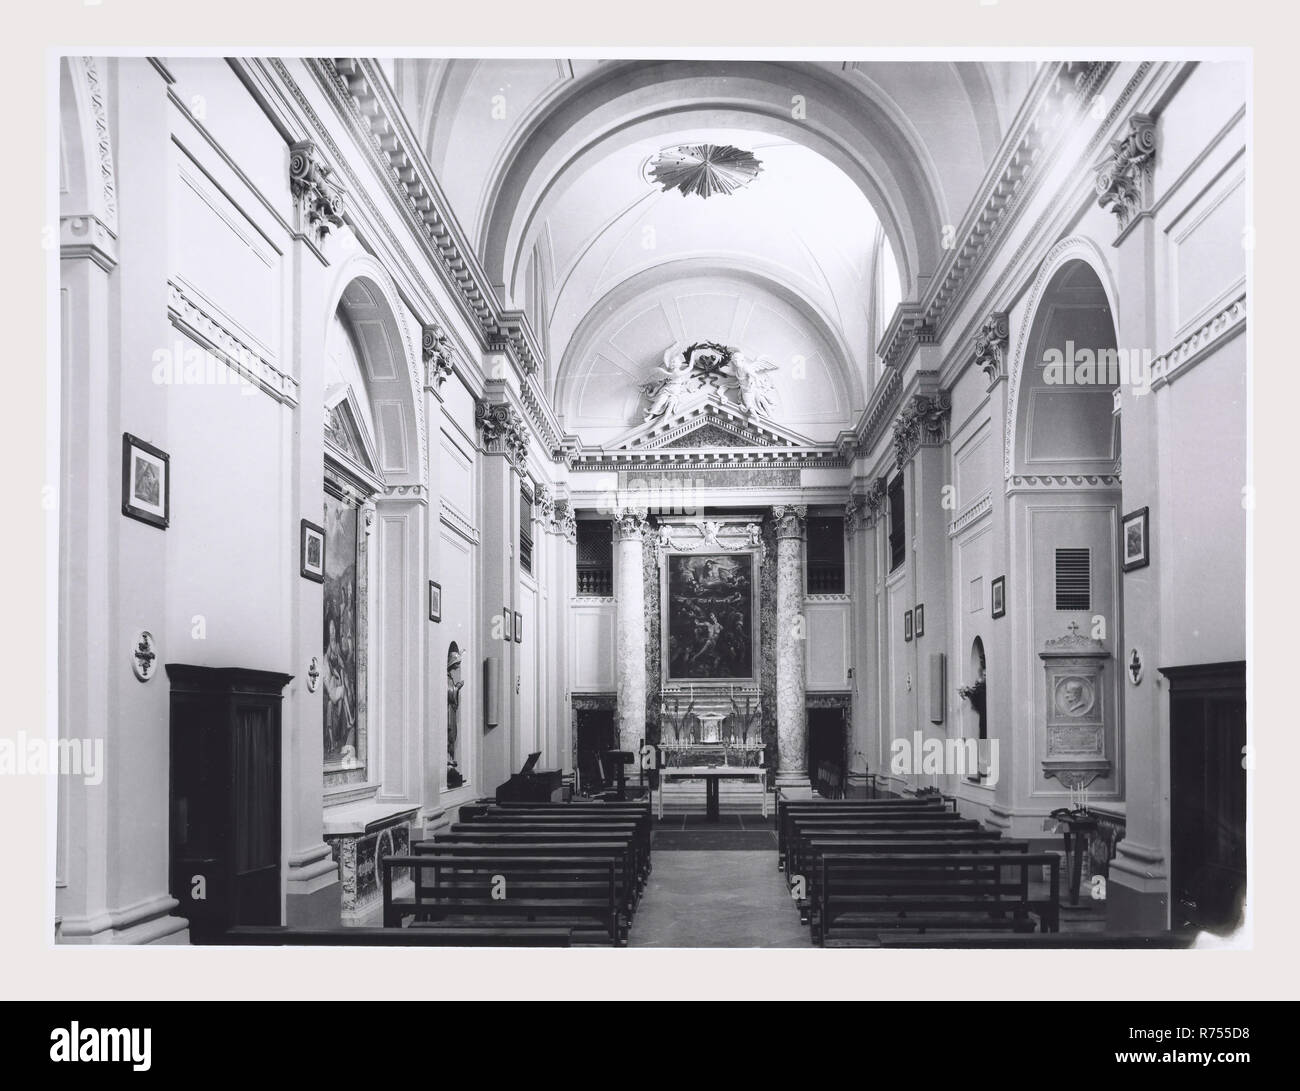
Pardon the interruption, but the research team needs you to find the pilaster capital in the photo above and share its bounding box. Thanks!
[771,504,806,540]
[973,310,1010,384]
[289,140,345,242]
[1095,112,1157,232]
[474,398,528,473]
[891,389,951,470]
[553,498,577,543]
[421,323,456,391]
[533,482,556,528]
[612,507,649,542]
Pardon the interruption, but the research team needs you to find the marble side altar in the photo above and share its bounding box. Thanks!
[323,802,419,923]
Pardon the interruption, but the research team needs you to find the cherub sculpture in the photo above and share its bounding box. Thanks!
[640,347,698,424]
[723,351,779,420]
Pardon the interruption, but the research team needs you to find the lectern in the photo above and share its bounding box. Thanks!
[167,664,292,942]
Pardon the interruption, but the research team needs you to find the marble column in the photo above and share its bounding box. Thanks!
[613,508,649,753]
[773,505,810,791]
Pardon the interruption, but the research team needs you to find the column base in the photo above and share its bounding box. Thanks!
[1106,839,1169,931]
[775,772,813,799]
[286,842,342,928]
[58,893,190,945]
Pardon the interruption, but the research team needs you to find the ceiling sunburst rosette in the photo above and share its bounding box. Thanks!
[648,144,763,199]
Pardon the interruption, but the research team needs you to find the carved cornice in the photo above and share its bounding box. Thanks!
[923,62,1114,335]
[1149,292,1247,391]
[973,311,1010,384]
[948,491,992,537]
[318,60,543,377]
[1095,112,1157,232]
[1006,473,1121,494]
[612,507,648,542]
[891,390,951,470]
[288,140,345,241]
[658,520,763,557]
[166,279,299,405]
[878,303,936,372]
[475,399,528,472]
[771,504,807,540]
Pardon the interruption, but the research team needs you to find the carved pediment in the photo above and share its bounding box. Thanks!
[616,401,815,452]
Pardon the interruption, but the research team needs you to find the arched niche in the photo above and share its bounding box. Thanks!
[323,258,426,489]
[1006,243,1122,479]
[319,266,427,807]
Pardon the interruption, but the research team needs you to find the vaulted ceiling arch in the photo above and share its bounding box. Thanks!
[475,60,950,311]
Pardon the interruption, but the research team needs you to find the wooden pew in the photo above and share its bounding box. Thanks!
[414,838,641,925]
[461,811,653,880]
[382,853,625,945]
[815,851,1061,945]
[442,820,648,891]
[875,931,1196,949]
[784,813,980,878]
[223,924,573,947]
[776,798,954,868]
[792,837,1029,924]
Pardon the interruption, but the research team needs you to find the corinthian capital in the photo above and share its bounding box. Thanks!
[612,507,648,541]
[475,398,528,472]
[892,390,951,470]
[771,504,806,540]
[289,141,345,242]
[973,311,1009,384]
[1095,113,1156,231]
[422,323,455,390]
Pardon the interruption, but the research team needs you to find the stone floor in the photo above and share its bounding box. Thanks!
[628,850,811,947]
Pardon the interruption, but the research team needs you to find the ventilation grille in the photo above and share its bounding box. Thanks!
[1055,548,1091,610]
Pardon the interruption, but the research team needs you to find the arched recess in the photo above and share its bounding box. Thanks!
[478,60,945,307]
[323,255,427,489]
[319,259,427,810]
[1003,244,1125,810]
[1005,237,1121,479]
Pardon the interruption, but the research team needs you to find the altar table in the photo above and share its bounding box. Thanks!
[656,765,769,822]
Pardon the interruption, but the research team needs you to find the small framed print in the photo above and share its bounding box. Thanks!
[300,519,326,583]
[428,580,442,623]
[991,576,1006,619]
[1122,506,1150,572]
[914,603,925,638]
[514,611,523,643]
[121,433,170,529]
[503,605,513,642]
[904,609,913,642]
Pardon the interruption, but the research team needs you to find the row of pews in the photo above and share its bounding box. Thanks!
[378,800,653,946]
[778,795,1063,946]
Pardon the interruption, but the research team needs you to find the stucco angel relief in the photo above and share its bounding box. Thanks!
[722,350,779,419]
[639,341,781,426]
[640,348,700,424]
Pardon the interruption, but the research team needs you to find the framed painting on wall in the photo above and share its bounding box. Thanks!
[428,581,441,623]
[991,576,1006,619]
[914,603,925,638]
[300,519,326,583]
[663,551,758,681]
[121,432,170,530]
[1122,507,1150,572]
[904,610,913,642]
[514,611,523,643]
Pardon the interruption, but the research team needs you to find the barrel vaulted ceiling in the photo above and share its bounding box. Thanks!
[393,59,1037,441]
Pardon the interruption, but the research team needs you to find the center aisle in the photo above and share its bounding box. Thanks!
[629,850,809,947]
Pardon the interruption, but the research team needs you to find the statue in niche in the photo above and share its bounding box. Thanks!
[446,644,465,788]
[640,348,699,424]
[723,350,779,419]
